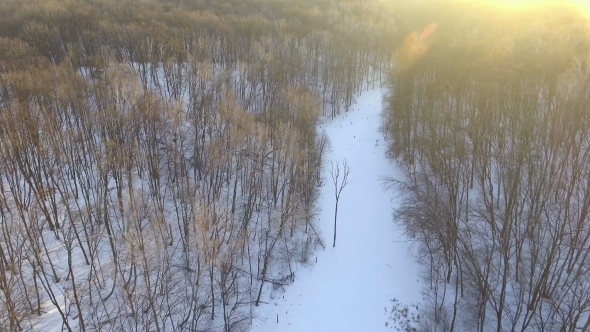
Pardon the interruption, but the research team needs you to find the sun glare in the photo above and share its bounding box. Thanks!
[458,0,590,13]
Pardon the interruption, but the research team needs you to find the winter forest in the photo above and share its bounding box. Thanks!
[0,0,589,331]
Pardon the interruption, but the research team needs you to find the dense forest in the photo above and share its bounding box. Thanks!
[384,1,590,331]
[0,0,396,331]
[3,0,590,331]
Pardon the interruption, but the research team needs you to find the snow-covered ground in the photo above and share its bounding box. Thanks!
[251,88,422,331]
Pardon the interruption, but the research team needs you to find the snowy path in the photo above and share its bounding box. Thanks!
[251,88,422,331]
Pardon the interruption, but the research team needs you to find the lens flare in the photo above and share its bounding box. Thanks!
[395,23,438,73]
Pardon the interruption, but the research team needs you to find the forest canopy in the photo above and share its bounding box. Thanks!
[3,0,590,330]
[385,0,590,330]
[0,0,397,331]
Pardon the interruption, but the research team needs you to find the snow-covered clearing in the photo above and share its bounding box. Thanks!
[251,88,422,331]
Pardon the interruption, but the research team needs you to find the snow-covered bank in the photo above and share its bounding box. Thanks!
[251,88,422,331]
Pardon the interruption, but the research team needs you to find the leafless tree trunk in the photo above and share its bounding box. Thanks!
[328,159,352,248]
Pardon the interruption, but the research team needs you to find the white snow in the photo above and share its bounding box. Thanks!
[250,88,422,331]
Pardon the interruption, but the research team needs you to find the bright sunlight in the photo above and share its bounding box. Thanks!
[455,0,590,12]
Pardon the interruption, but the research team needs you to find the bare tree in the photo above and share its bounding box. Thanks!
[0,0,395,328]
[328,159,352,248]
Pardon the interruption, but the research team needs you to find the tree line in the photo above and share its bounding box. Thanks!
[384,2,590,331]
[0,0,397,330]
